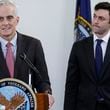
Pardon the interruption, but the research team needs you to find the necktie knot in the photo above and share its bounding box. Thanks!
[96,39,103,45]
[6,42,12,48]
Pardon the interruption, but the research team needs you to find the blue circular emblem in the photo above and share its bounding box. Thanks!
[0,78,37,110]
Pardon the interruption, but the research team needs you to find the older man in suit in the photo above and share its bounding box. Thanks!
[0,0,54,108]
[64,2,110,110]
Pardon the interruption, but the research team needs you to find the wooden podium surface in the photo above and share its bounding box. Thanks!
[36,93,49,110]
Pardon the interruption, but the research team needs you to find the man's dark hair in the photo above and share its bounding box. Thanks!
[95,2,110,15]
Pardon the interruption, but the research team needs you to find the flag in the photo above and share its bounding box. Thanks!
[74,0,92,41]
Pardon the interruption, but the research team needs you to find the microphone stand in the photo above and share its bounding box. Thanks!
[20,53,49,110]
[20,52,42,81]
[20,52,43,92]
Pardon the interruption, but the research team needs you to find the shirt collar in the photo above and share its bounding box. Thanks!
[93,31,110,44]
[0,33,17,48]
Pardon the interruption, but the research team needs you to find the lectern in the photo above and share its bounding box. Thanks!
[36,93,49,110]
[0,78,49,110]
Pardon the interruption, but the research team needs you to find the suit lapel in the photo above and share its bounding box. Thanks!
[0,43,10,77]
[84,37,97,81]
[14,33,25,77]
[100,38,110,78]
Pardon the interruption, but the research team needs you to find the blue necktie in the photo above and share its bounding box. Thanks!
[95,39,103,77]
[95,39,105,101]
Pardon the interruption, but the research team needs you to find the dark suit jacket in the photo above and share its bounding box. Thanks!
[64,36,110,110]
[0,32,51,93]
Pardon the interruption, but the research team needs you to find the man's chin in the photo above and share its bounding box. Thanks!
[1,35,10,38]
[1,33,11,37]
[0,33,13,40]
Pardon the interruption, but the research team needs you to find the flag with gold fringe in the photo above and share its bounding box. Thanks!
[74,0,92,41]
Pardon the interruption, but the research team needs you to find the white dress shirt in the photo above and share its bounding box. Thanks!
[93,31,110,61]
[0,33,17,59]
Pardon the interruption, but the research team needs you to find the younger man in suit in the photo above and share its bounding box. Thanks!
[64,2,110,110]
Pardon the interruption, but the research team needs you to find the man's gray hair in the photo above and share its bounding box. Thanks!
[0,0,17,15]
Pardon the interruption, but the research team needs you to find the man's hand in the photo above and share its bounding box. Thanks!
[48,94,54,109]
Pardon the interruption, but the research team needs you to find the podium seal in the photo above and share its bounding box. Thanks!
[0,78,37,110]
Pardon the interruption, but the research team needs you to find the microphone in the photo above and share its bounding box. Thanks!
[20,52,42,81]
